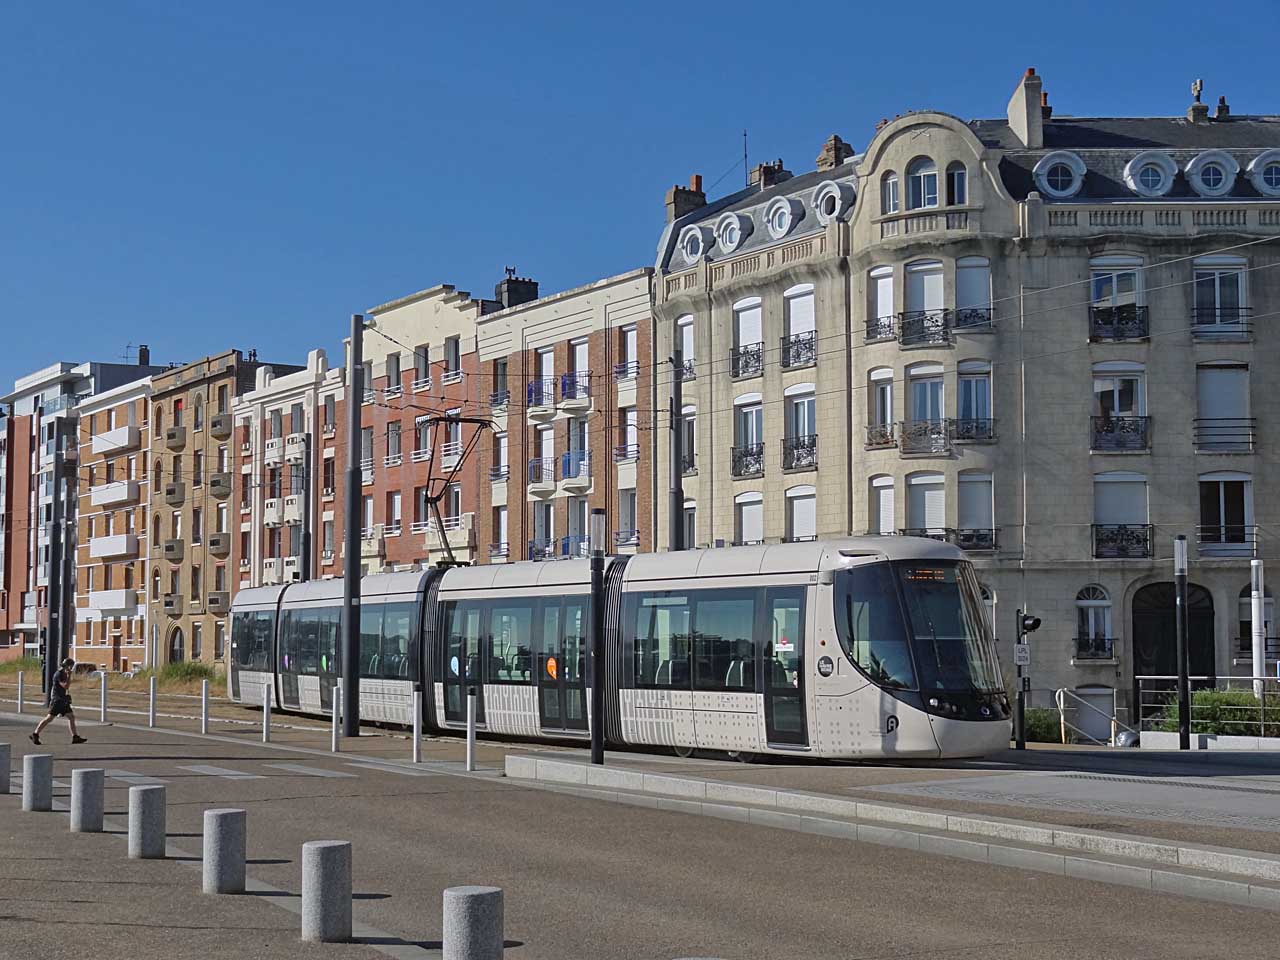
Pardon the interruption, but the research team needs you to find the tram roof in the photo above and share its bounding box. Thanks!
[277,569,435,604]
[230,585,288,611]
[438,557,593,592]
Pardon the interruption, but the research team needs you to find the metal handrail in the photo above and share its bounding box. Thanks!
[1054,687,1137,747]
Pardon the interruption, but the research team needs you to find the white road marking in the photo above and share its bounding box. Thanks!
[343,761,437,778]
[177,764,265,780]
[105,769,166,785]
[265,763,357,779]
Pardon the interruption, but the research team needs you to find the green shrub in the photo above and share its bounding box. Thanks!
[0,656,43,675]
[135,662,220,685]
[1156,688,1280,738]
[1022,707,1063,743]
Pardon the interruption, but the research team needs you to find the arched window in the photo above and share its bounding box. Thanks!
[785,484,816,542]
[151,568,160,602]
[192,393,204,430]
[946,162,967,205]
[869,474,895,535]
[1075,586,1113,659]
[152,459,162,486]
[734,491,764,546]
[880,172,899,214]
[154,404,163,435]
[906,157,938,210]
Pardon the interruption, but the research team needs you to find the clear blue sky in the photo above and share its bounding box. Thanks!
[3,1,1276,389]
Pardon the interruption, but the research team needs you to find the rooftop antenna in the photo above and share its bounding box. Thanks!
[743,129,749,187]
[504,265,517,279]
[1191,78,1203,103]
[122,342,134,364]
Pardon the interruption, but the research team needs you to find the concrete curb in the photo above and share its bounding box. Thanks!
[507,754,1280,888]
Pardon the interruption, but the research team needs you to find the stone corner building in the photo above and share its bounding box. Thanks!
[652,68,1280,730]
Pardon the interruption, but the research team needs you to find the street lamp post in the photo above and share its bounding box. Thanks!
[1174,534,1190,750]
[341,314,364,738]
[589,507,607,765]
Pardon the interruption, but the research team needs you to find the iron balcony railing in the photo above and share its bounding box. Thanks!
[528,537,555,561]
[953,528,997,551]
[613,528,639,547]
[488,464,509,481]
[865,422,896,449]
[560,371,591,402]
[1089,303,1149,341]
[527,378,556,407]
[412,375,432,392]
[1191,305,1252,339]
[1075,636,1116,660]
[781,434,818,471]
[561,535,590,558]
[899,527,952,542]
[613,360,639,381]
[899,419,950,455]
[898,310,950,346]
[1197,524,1259,558]
[1194,418,1256,452]
[730,442,764,477]
[681,452,696,475]
[730,342,764,379]
[527,457,557,485]
[780,331,817,369]
[561,450,591,481]
[1233,636,1280,658]
[1092,523,1153,559]
[488,389,510,408]
[1091,416,1150,451]
[865,315,895,341]
[489,541,509,558]
[953,307,993,331]
[951,417,996,442]
[677,358,696,382]
[613,442,639,463]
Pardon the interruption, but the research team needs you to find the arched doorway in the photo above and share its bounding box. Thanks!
[168,627,185,664]
[1132,582,1214,720]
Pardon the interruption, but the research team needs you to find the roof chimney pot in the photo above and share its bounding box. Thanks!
[664,175,707,223]
[1216,95,1230,120]
[1007,67,1044,148]
[816,134,855,171]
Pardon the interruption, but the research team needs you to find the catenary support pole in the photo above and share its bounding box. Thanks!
[1014,609,1025,751]
[442,886,504,960]
[331,684,341,753]
[16,670,23,714]
[1175,535,1191,750]
[148,675,157,727]
[203,808,247,894]
[1251,560,1266,701]
[341,313,364,738]
[262,680,271,743]
[100,672,107,723]
[0,743,9,795]
[590,507,607,765]
[465,687,476,772]
[412,685,422,764]
[128,784,166,859]
[669,350,685,552]
[70,768,105,833]
[301,840,352,942]
[201,678,209,734]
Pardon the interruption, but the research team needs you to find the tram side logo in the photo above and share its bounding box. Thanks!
[883,714,899,735]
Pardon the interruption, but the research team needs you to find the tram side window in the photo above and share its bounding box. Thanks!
[235,611,274,671]
[835,562,916,689]
[381,602,415,679]
[444,600,484,683]
[694,592,756,692]
[489,602,534,683]
[317,607,339,674]
[359,605,384,678]
[766,590,804,689]
[278,611,296,672]
[561,598,587,684]
[632,592,692,688]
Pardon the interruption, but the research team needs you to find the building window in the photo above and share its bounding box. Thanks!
[1076,586,1112,659]
[1196,363,1251,451]
[680,406,695,474]
[870,475,894,535]
[1033,151,1085,198]
[868,369,894,447]
[734,492,764,546]
[322,457,335,494]
[1193,257,1247,333]
[385,352,401,387]
[946,162,966,205]
[362,495,374,536]
[955,257,992,328]
[193,395,204,430]
[493,505,508,552]
[905,472,945,538]
[1247,150,1280,196]
[785,485,816,542]
[216,385,228,414]
[387,491,402,533]
[192,507,203,544]
[1186,151,1238,197]
[387,421,402,460]
[957,361,992,440]
[731,297,764,378]
[714,212,750,253]
[682,499,696,547]
[322,520,335,555]
[676,316,695,378]
[906,157,938,210]
[1199,471,1254,557]
[1124,151,1176,197]
[1092,471,1150,558]
[783,385,816,471]
[323,394,336,427]
[782,284,816,368]
[192,622,203,659]
[880,172,899,214]
[957,472,994,549]
[444,335,461,374]
[214,622,226,660]
[732,395,764,477]
[191,565,201,602]
[619,490,638,544]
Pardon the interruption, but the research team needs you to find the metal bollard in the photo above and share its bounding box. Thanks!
[200,679,209,735]
[331,685,341,753]
[22,754,53,812]
[16,670,23,714]
[262,681,271,743]
[202,808,247,894]
[0,742,9,795]
[412,686,422,764]
[100,672,108,723]
[148,675,157,727]
[301,840,352,942]
[70,768,105,833]
[442,885,503,960]
[465,687,477,772]
[128,784,166,859]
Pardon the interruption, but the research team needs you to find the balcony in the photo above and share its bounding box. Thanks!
[729,342,764,379]
[865,315,895,341]
[676,358,696,382]
[384,382,403,400]
[1197,524,1258,559]
[164,425,186,450]
[730,442,764,478]
[412,374,432,393]
[264,437,284,466]
[262,558,282,585]
[385,520,402,537]
[411,446,431,464]
[897,311,950,347]
[865,423,896,449]
[1089,304,1148,341]
[285,433,307,463]
[489,541,510,560]
[1234,636,1280,661]
[780,332,816,369]
[91,479,140,507]
[951,418,996,443]
[953,528,997,552]
[92,424,139,456]
[681,453,696,476]
[284,495,303,525]
[614,528,639,548]
[1075,636,1116,661]
[163,539,184,562]
[88,589,137,612]
[164,481,185,507]
[781,434,818,471]
[528,537,555,561]
[488,389,510,409]
[526,378,556,417]
[283,555,302,581]
[527,457,557,495]
[384,451,403,468]
[208,532,231,557]
[1191,306,1252,341]
[613,361,639,382]
[208,592,230,615]
[613,443,639,463]
[560,450,592,490]
[360,458,374,485]
[899,420,950,456]
[559,372,591,410]
[441,368,464,387]
[1194,418,1255,453]
[424,513,474,551]
[210,412,233,439]
[1092,523,1153,559]
[489,464,510,481]
[1091,416,1150,452]
[441,439,462,469]
[264,497,284,527]
[162,594,182,615]
[90,534,138,559]
[953,307,993,332]
[899,527,953,542]
[561,534,589,559]
[322,422,337,437]
[210,472,233,499]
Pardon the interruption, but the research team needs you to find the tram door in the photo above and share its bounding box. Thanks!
[537,597,589,732]
[279,611,301,710]
[763,587,808,746]
[443,600,486,724]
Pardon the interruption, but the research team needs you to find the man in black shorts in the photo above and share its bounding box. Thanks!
[30,657,87,745]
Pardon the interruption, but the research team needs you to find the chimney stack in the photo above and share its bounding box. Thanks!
[495,269,539,309]
[137,344,150,367]
[815,135,854,171]
[749,158,792,189]
[1007,67,1044,149]
[1187,77,1210,123]
[664,173,706,223]
[1215,95,1230,120]
[1040,91,1053,121]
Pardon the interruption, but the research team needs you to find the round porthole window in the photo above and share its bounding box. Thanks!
[1137,164,1165,192]
[1266,164,1280,190]
[811,180,854,225]
[1200,163,1225,190]
[1046,163,1075,193]
[1186,150,1238,197]
[1033,152,1086,199]
[1124,151,1176,197]
[676,225,711,266]
[763,198,802,240]
[714,212,752,254]
[1246,150,1280,197]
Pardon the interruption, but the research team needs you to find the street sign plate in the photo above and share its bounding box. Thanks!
[1014,644,1031,667]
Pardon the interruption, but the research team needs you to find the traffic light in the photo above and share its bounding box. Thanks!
[1020,614,1041,637]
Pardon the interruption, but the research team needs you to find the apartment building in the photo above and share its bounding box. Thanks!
[653,68,1280,729]
[148,349,297,666]
[0,355,164,663]
[473,268,656,562]
[233,349,344,589]
[73,377,154,671]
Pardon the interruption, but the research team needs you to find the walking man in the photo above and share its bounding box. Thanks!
[30,658,87,745]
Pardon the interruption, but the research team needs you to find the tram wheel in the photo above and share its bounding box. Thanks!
[672,745,695,759]
[725,750,756,763]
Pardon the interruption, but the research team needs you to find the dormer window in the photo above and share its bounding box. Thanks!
[1137,164,1164,192]
[812,180,854,225]
[1186,150,1239,198]
[714,213,752,254]
[1032,151,1085,199]
[1046,164,1074,192]
[1246,150,1280,197]
[1123,151,1177,198]
[676,225,711,266]
[764,198,802,240]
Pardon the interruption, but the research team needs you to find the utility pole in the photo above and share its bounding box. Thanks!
[44,415,74,694]
[589,508,607,765]
[1250,560,1266,701]
[669,350,684,552]
[300,433,312,581]
[1174,534,1190,750]
[341,314,363,737]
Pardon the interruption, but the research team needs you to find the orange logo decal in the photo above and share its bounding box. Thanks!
[547,656,558,680]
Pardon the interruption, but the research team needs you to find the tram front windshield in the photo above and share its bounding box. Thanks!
[835,560,1004,694]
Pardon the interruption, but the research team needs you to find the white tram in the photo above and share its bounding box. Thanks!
[229,537,1011,759]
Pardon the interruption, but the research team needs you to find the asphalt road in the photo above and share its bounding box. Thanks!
[2,717,1277,960]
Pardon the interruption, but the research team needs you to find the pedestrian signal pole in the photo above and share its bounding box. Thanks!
[1013,609,1040,750]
